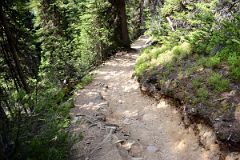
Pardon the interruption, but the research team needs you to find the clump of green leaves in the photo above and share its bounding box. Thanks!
[149,45,169,59]
[198,56,221,68]
[172,42,192,58]
[196,87,209,101]
[192,78,202,89]
[135,62,149,76]
[208,73,229,92]
[135,42,192,76]
[227,53,240,80]
[156,50,175,65]
[10,86,74,160]
[76,74,94,89]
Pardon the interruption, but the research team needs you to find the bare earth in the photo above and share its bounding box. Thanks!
[70,37,240,160]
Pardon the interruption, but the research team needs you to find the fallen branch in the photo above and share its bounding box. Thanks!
[166,17,175,31]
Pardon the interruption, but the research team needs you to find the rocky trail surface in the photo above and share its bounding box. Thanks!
[69,36,240,160]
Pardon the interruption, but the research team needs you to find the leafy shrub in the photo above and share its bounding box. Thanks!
[227,53,240,80]
[208,73,229,92]
[76,74,94,89]
[135,42,192,76]
[198,56,221,68]
[156,50,175,65]
[172,42,192,58]
[192,78,202,89]
[27,116,70,160]
[135,62,149,76]
[136,52,152,65]
[160,0,181,17]
[196,87,209,101]
[205,56,221,68]
[149,45,169,59]
[10,87,73,160]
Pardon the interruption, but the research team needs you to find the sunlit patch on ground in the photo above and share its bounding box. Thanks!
[157,99,169,109]
[175,139,186,151]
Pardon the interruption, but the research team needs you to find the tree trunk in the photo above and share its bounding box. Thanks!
[139,0,145,35]
[118,0,130,47]
[0,6,30,93]
[109,0,130,48]
[0,105,9,160]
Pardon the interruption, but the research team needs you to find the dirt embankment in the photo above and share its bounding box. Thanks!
[70,37,240,160]
[137,63,240,152]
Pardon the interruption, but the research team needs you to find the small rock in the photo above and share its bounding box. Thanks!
[96,114,106,121]
[116,52,125,56]
[72,117,80,124]
[117,147,129,159]
[146,145,159,153]
[105,124,119,132]
[141,85,147,92]
[118,100,123,104]
[123,118,131,125]
[121,140,136,150]
[131,158,143,160]
[115,140,125,144]
[129,142,143,157]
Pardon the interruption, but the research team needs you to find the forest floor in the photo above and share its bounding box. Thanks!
[69,37,240,160]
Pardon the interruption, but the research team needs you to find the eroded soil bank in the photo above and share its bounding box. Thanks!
[70,38,240,160]
[137,58,240,152]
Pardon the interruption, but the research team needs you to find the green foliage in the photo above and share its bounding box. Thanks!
[31,0,118,85]
[135,62,149,76]
[172,42,192,58]
[196,87,209,101]
[227,53,240,80]
[205,56,221,68]
[192,78,202,89]
[1,0,135,159]
[134,1,240,126]
[161,0,181,17]
[126,0,146,39]
[136,0,239,97]
[27,113,70,160]
[135,42,192,75]
[7,86,73,160]
[76,74,94,89]
[208,73,229,93]
[156,50,175,65]
[198,56,221,68]
[149,46,169,59]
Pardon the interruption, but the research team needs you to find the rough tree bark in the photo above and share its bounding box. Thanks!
[0,105,9,160]
[0,6,30,93]
[109,0,130,48]
[138,0,145,35]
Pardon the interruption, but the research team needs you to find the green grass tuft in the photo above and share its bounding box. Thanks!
[76,74,94,89]
[196,87,209,101]
[198,56,221,68]
[135,62,149,76]
[208,72,229,93]
[192,78,202,89]
[227,53,240,80]
[172,42,192,58]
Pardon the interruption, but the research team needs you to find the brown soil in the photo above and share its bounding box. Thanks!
[137,56,240,151]
[69,37,240,160]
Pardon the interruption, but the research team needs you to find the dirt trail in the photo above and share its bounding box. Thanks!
[70,37,240,160]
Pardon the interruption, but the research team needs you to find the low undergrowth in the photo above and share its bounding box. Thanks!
[135,0,240,150]
[135,41,240,150]
[10,75,93,160]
